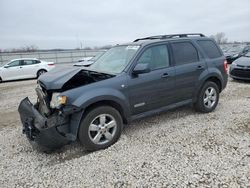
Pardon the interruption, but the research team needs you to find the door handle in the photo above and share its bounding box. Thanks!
[19,66,23,68]
[161,73,170,78]
[197,65,204,70]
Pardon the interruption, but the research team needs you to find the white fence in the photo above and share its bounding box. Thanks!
[0,49,106,66]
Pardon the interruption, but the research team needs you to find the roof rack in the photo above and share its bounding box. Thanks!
[133,33,205,42]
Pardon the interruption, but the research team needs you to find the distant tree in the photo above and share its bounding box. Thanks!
[83,47,92,50]
[210,32,228,44]
[4,45,39,53]
[98,45,113,50]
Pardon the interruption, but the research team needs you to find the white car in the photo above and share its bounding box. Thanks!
[0,58,55,82]
[74,53,105,67]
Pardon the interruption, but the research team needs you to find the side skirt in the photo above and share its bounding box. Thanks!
[130,99,192,122]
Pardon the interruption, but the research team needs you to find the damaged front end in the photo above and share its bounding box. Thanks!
[18,67,115,151]
[18,95,76,151]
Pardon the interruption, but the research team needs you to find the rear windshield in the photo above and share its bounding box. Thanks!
[197,40,222,59]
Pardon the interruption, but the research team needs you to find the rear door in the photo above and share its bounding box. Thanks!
[21,60,40,78]
[170,40,206,102]
[128,44,176,115]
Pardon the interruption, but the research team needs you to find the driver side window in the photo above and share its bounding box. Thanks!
[137,45,170,70]
[8,60,20,67]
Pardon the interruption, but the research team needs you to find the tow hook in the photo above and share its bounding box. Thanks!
[23,118,39,141]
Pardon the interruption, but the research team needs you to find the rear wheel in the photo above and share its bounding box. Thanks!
[0,77,2,83]
[194,81,219,113]
[37,69,47,78]
[78,106,123,151]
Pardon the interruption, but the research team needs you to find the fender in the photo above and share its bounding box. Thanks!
[72,88,129,111]
[193,68,224,102]
[66,88,131,138]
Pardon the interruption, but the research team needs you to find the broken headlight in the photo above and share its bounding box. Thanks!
[50,93,67,108]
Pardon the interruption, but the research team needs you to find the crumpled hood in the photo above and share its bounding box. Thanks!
[38,66,82,90]
[234,56,250,66]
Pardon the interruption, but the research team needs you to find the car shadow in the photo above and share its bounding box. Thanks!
[42,105,195,165]
[0,78,36,83]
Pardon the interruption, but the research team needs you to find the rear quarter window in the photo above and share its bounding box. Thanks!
[197,40,222,59]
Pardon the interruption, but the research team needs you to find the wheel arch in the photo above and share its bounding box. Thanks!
[36,69,47,77]
[83,100,129,124]
[193,74,222,103]
[68,98,130,140]
[204,76,222,92]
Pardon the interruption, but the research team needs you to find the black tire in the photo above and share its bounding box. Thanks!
[78,106,123,151]
[0,77,2,83]
[37,69,47,78]
[194,81,219,113]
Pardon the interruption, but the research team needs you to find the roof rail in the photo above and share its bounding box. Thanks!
[133,33,205,42]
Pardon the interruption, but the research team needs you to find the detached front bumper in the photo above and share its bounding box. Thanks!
[18,97,71,151]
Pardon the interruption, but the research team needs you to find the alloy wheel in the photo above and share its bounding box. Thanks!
[88,114,117,145]
[203,87,217,108]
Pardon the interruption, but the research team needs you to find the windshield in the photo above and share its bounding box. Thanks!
[91,52,104,61]
[90,45,140,74]
[244,52,250,57]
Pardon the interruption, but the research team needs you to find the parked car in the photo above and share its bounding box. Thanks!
[77,56,93,63]
[229,52,250,80]
[18,33,228,152]
[224,46,244,64]
[241,45,250,56]
[0,58,55,82]
[74,53,104,67]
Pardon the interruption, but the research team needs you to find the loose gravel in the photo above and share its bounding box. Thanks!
[0,78,249,187]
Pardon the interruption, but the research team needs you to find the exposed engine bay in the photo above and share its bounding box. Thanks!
[36,69,115,117]
[61,69,114,91]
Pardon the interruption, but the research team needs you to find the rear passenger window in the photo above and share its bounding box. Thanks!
[22,60,34,65]
[171,42,199,65]
[197,40,222,59]
[33,60,40,64]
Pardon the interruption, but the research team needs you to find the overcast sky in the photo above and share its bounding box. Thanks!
[0,0,250,49]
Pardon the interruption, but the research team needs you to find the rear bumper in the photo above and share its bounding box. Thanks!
[18,97,71,151]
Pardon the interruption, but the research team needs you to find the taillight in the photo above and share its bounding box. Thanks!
[224,60,228,72]
[47,63,55,66]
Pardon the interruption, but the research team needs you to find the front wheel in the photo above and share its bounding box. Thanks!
[78,106,123,151]
[194,81,219,113]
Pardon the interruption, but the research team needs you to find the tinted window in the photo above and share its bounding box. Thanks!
[34,60,41,64]
[171,42,199,65]
[197,40,222,59]
[22,60,34,65]
[8,60,20,67]
[138,45,170,70]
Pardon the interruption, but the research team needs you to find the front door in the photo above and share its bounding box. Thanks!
[127,44,176,115]
[1,60,23,80]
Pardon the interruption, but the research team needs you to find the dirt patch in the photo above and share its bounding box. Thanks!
[0,111,20,131]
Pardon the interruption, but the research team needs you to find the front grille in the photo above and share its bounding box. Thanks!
[237,65,250,68]
[231,68,250,78]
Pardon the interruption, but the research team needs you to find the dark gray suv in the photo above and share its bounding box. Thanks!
[18,33,228,151]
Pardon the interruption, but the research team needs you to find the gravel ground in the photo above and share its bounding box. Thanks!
[0,78,249,187]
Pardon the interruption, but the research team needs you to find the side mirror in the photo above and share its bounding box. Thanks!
[132,63,150,75]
